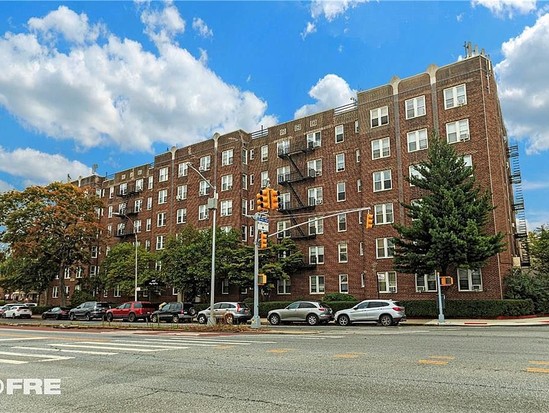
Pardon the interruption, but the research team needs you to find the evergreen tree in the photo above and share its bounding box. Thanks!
[393,135,505,278]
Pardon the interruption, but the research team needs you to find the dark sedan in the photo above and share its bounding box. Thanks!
[150,302,197,323]
[41,306,71,320]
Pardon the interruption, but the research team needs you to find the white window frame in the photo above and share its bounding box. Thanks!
[157,212,167,227]
[339,274,349,294]
[220,200,233,217]
[260,145,269,162]
[309,275,325,294]
[444,84,467,109]
[199,156,211,171]
[457,268,483,291]
[277,278,291,295]
[198,205,208,221]
[405,95,426,119]
[159,167,169,182]
[373,170,392,192]
[376,238,395,259]
[309,246,325,265]
[336,153,345,172]
[372,137,390,159]
[308,187,323,206]
[378,271,397,293]
[221,175,233,191]
[307,159,322,177]
[176,208,187,224]
[308,218,324,236]
[337,213,347,232]
[307,131,321,149]
[221,149,234,166]
[446,119,470,144]
[407,129,428,152]
[370,106,389,128]
[335,125,344,143]
[158,189,168,204]
[177,185,187,201]
[156,235,165,250]
[416,273,437,292]
[338,243,348,263]
[337,182,346,202]
[178,163,188,177]
[199,181,210,196]
[374,203,394,225]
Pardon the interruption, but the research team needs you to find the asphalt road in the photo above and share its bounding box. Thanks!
[1,324,548,413]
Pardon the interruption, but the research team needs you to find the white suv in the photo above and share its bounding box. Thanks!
[334,300,405,326]
[2,304,33,319]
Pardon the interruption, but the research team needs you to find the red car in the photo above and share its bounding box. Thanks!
[105,301,157,322]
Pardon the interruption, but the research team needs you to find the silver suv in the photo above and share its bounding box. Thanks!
[267,301,333,326]
[197,302,252,325]
[334,299,406,326]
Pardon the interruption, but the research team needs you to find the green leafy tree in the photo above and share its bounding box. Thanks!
[0,255,56,299]
[100,242,157,297]
[0,182,104,305]
[393,135,505,278]
[528,225,549,274]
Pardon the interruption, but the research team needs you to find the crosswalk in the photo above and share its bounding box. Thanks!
[0,335,277,366]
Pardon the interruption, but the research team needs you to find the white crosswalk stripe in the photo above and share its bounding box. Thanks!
[0,337,49,342]
[0,350,74,364]
[52,343,188,352]
[13,346,118,355]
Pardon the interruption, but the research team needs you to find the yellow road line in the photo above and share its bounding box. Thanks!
[526,367,549,374]
[267,349,292,354]
[418,359,449,365]
[429,355,455,360]
[529,360,549,365]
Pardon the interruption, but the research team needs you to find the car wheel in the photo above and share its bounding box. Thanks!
[306,314,319,326]
[42,313,47,320]
[151,314,158,323]
[128,313,137,323]
[224,313,234,325]
[268,314,281,325]
[85,312,92,321]
[106,313,114,322]
[69,313,76,321]
[189,307,197,317]
[337,314,351,326]
[197,314,207,324]
[172,315,180,323]
[379,314,393,327]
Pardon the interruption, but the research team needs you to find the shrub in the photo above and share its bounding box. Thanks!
[504,270,549,314]
[400,299,534,318]
[323,293,356,302]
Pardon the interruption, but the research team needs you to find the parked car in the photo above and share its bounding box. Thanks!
[197,302,252,325]
[2,304,33,319]
[0,305,8,317]
[334,299,406,327]
[267,301,333,326]
[69,301,111,321]
[106,301,157,322]
[150,302,197,323]
[41,306,71,320]
[24,303,38,307]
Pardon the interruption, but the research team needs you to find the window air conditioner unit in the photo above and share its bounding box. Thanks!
[460,133,470,141]
[389,287,397,293]
[176,196,183,201]
[472,285,481,292]
[417,286,426,293]
[315,198,323,205]
[199,166,206,171]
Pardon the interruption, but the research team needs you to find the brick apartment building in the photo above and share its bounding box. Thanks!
[46,51,528,306]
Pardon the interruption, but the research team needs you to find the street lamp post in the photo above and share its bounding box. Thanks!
[115,213,138,301]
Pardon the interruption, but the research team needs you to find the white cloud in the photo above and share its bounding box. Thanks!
[522,179,549,190]
[301,22,317,39]
[0,3,277,155]
[192,17,213,38]
[310,0,367,22]
[472,0,537,18]
[495,13,549,153]
[294,74,357,118]
[0,179,14,193]
[0,147,92,187]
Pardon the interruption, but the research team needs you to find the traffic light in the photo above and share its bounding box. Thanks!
[365,212,374,229]
[269,188,280,211]
[256,188,270,212]
[258,273,267,285]
[259,232,268,249]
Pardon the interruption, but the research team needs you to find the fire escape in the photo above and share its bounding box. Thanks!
[507,144,530,267]
[277,138,319,241]
[114,183,141,239]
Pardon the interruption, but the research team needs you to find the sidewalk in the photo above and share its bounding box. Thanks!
[404,316,549,327]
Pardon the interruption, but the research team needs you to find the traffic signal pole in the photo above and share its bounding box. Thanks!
[251,214,261,329]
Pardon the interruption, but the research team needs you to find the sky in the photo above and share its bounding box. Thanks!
[1,0,549,230]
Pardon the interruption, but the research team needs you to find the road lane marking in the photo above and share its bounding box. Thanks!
[418,359,449,365]
[0,358,28,364]
[529,360,549,365]
[429,356,455,360]
[527,367,549,374]
[334,353,364,359]
[0,337,49,341]
[0,350,73,362]
[13,346,118,356]
[267,349,292,354]
[139,337,276,344]
[53,343,184,352]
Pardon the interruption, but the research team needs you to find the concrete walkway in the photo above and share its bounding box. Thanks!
[404,316,549,327]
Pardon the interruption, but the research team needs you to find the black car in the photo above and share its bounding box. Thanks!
[69,301,111,321]
[150,302,197,323]
[42,306,71,320]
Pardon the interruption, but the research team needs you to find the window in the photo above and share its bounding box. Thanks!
[277,140,290,156]
[336,153,345,172]
[444,84,467,109]
[134,220,142,233]
[158,189,168,204]
[337,182,346,202]
[376,238,395,258]
[241,174,247,190]
[277,278,291,295]
[148,176,153,190]
[76,267,83,278]
[338,243,348,263]
[64,267,71,279]
[156,235,165,250]
[52,286,59,298]
[335,125,344,143]
[178,163,188,177]
[91,246,98,258]
[416,273,437,292]
[199,181,210,196]
[242,149,247,165]
[374,203,394,225]
[146,218,152,231]
[135,178,144,192]
[307,159,322,177]
[277,166,290,184]
[220,200,233,216]
[119,182,127,196]
[463,155,473,171]
[147,197,152,210]
[221,279,229,295]
[222,149,234,166]
[309,246,325,265]
[89,266,97,276]
[337,213,347,232]
[308,217,324,235]
[446,119,470,143]
[172,288,179,296]
[308,187,323,206]
[355,120,359,133]
[370,106,389,128]
[241,225,247,242]
[221,175,233,191]
[310,275,325,294]
[198,205,208,221]
[277,220,291,238]
[249,149,255,160]
[117,223,126,236]
[177,185,187,200]
[114,285,121,297]
[457,268,483,291]
[199,156,211,171]
[355,149,361,163]
[407,129,428,152]
[159,167,169,182]
[157,212,167,227]
[134,199,143,212]
[373,170,392,192]
[109,187,114,199]
[280,192,290,210]
[409,165,423,185]
[307,131,321,149]
[372,137,390,159]
[339,274,349,294]
[260,171,269,187]
[357,179,362,193]
[378,271,397,293]
[242,199,248,216]
[405,95,426,119]
[261,145,269,161]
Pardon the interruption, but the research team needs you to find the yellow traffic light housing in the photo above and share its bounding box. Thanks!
[270,189,280,211]
[259,232,268,249]
[256,188,270,212]
[365,212,374,229]
[258,273,267,285]
[439,276,454,287]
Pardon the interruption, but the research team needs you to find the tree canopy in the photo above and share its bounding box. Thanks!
[393,135,505,277]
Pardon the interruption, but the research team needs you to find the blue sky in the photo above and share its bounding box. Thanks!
[1,0,549,229]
